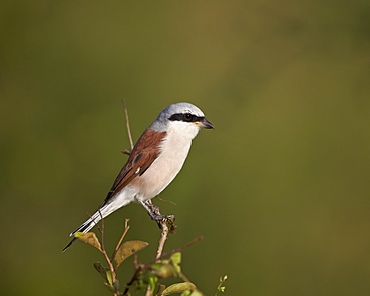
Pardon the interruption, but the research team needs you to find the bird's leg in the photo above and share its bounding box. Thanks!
[140,200,175,229]
[144,200,160,214]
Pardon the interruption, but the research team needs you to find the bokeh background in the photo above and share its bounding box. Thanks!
[1,1,369,295]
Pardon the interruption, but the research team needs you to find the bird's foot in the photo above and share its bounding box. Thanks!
[151,214,176,233]
[142,200,177,233]
[152,213,174,223]
[147,205,175,229]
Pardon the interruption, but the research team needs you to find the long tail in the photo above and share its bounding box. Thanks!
[62,193,134,252]
[62,204,108,252]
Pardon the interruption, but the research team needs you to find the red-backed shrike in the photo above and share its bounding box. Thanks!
[63,102,213,251]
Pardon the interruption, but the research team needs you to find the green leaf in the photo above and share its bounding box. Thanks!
[106,269,113,286]
[156,284,166,296]
[170,252,181,274]
[113,279,120,293]
[161,282,197,295]
[216,275,228,295]
[114,240,149,268]
[103,282,114,293]
[100,274,119,293]
[148,273,158,295]
[74,232,102,251]
[189,291,203,296]
[151,263,176,279]
[93,262,110,285]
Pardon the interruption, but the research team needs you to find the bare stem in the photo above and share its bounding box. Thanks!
[144,220,169,296]
[155,222,169,260]
[101,249,117,296]
[98,217,118,296]
[111,219,131,261]
[122,99,134,151]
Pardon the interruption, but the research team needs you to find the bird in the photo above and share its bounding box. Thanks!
[63,102,214,251]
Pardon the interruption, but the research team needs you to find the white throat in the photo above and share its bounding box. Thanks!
[158,121,200,177]
[135,122,200,199]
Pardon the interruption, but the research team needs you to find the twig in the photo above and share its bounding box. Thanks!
[102,249,118,296]
[99,212,105,247]
[98,217,118,296]
[133,254,139,269]
[155,222,169,260]
[111,219,131,261]
[121,99,133,155]
[144,219,170,296]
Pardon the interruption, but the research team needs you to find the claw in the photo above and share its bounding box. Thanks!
[140,200,176,230]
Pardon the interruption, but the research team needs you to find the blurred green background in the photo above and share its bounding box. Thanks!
[1,1,369,295]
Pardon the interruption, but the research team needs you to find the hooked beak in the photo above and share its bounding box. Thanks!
[198,118,214,129]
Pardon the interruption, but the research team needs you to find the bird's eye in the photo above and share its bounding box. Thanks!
[184,113,192,121]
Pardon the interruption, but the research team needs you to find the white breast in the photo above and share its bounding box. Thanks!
[134,122,200,201]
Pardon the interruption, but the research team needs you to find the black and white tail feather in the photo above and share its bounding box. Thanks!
[62,204,109,252]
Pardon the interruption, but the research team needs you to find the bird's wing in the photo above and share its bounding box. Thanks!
[102,129,166,205]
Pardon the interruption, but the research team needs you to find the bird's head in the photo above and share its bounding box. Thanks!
[151,102,214,139]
